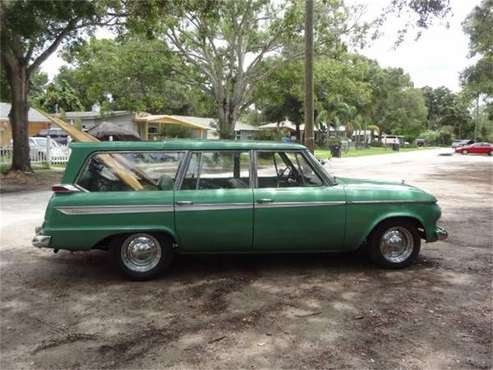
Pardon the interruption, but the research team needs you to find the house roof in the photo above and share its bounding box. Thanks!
[58,110,131,120]
[0,102,50,123]
[135,113,258,132]
[87,121,141,140]
[258,120,320,132]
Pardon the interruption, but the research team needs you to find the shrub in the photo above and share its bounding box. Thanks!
[419,130,440,145]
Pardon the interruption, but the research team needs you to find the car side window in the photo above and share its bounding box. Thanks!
[293,152,324,186]
[180,151,251,190]
[256,151,323,188]
[76,151,184,192]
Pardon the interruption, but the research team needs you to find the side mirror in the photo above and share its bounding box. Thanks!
[317,158,327,165]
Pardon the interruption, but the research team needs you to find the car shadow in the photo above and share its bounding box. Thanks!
[34,247,441,284]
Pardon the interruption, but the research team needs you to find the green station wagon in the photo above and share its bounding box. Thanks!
[33,140,447,280]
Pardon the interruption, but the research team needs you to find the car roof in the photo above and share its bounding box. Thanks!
[69,139,307,152]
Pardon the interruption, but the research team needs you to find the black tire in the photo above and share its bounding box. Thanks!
[367,219,421,269]
[462,150,468,155]
[110,232,174,280]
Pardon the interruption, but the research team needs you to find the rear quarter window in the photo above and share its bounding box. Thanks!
[76,151,185,192]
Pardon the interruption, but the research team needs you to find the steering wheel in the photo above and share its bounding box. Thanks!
[277,166,300,185]
[277,166,289,177]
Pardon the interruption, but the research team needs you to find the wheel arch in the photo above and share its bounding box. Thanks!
[358,214,426,248]
[92,227,178,250]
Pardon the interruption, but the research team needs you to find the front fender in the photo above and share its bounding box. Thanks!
[345,202,441,249]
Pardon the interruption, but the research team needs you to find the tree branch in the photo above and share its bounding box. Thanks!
[27,19,77,75]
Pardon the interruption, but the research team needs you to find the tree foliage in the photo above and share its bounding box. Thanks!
[57,36,216,116]
[461,0,493,139]
[0,0,123,171]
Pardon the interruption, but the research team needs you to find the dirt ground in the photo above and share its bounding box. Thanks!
[0,149,492,370]
[0,169,63,193]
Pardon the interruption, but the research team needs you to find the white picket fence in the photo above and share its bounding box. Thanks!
[0,140,70,167]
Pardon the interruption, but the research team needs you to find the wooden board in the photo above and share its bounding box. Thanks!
[37,110,144,191]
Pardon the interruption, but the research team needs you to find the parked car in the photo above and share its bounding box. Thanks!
[381,135,400,145]
[451,139,474,148]
[455,142,493,155]
[36,128,69,145]
[33,140,447,280]
[416,138,425,147]
[29,137,69,161]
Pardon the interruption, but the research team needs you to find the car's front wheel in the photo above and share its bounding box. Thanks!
[367,220,421,268]
[111,233,173,280]
[462,150,468,155]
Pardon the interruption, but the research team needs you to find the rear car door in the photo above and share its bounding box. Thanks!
[253,150,346,251]
[46,151,184,250]
[174,150,254,252]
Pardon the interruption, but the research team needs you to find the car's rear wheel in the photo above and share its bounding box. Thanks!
[111,233,173,280]
[462,150,468,155]
[367,220,421,269]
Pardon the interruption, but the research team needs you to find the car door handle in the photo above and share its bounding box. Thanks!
[176,200,194,206]
[257,198,274,204]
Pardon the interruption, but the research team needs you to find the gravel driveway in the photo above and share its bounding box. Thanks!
[1,149,492,369]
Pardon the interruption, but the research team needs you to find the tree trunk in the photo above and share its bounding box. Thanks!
[217,98,238,139]
[7,63,31,171]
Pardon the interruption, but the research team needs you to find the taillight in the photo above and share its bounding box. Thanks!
[52,184,80,193]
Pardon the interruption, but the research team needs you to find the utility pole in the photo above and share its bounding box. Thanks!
[474,94,480,140]
[304,0,315,152]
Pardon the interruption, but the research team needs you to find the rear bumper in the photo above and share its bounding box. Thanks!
[427,225,448,242]
[33,226,51,248]
[436,226,448,240]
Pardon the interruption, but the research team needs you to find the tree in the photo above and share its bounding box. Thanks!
[142,0,370,138]
[367,66,427,141]
[0,0,122,171]
[421,86,473,138]
[254,59,304,138]
[379,0,452,44]
[32,80,84,113]
[58,36,216,116]
[461,0,493,96]
[461,0,493,140]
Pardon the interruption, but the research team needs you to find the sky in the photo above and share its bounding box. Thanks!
[41,0,481,92]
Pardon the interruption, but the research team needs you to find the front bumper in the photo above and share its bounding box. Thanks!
[33,226,51,248]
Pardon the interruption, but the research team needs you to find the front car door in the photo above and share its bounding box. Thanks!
[253,150,346,251]
[174,150,254,252]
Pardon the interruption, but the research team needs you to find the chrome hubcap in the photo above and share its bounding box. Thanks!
[121,234,162,272]
[379,227,414,263]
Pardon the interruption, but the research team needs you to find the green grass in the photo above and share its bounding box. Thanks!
[314,146,437,159]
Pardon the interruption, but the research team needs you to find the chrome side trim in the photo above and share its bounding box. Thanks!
[56,204,174,215]
[175,203,253,212]
[348,200,435,205]
[256,201,345,209]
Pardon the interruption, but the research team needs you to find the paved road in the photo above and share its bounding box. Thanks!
[1,149,492,369]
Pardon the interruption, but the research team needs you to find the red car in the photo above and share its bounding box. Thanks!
[455,142,493,155]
